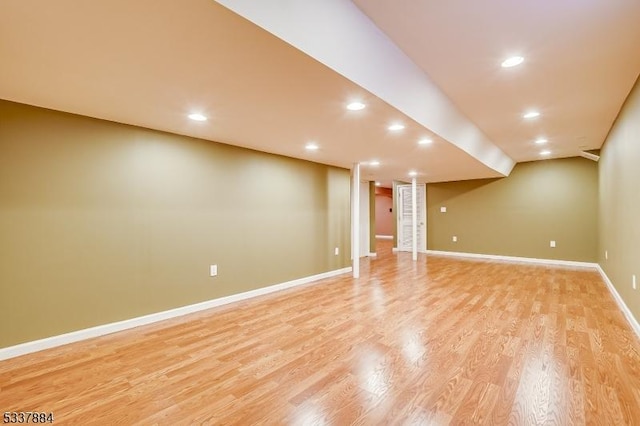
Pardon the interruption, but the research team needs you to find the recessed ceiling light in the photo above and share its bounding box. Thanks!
[535,138,548,145]
[501,56,524,68]
[346,102,366,111]
[375,182,381,186]
[418,138,432,145]
[523,111,540,119]
[188,113,207,121]
[388,123,405,131]
[540,150,551,156]
[305,142,319,151]
[408,171,417,177]
[369,160,380,166]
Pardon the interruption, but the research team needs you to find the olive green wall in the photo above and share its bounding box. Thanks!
[0,100,351,348]
[599,75,640,322]
[427,157,598,262]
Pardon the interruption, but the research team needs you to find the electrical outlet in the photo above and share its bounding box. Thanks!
[605,250,608,260]
[550,240,556,248]
[334,247,339,256]
[633,275,637,290]
[440,206,447,213]
[210,265,218,277]
[452,236,457,242]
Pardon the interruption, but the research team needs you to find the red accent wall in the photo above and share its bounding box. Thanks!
[375,187,393,236]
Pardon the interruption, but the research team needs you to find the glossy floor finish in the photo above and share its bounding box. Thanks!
[2,242,640,425]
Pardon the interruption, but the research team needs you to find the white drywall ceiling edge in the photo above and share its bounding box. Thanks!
[213,0,516,177]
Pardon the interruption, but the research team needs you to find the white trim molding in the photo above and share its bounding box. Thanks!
[596,265,640,339]
[368,252,378,258]
[0,267,352,361]
[426,250,598,269]
[375,235,393,240]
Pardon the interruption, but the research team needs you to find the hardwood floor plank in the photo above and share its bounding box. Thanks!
[1,240,640,424]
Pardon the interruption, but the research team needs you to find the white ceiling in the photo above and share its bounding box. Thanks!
[353,0,640,162]
[1,0,638,186]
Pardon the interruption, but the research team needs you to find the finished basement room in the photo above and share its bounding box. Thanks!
[1,0,639,424]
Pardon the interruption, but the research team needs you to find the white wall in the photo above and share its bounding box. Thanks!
[359,181,370,257]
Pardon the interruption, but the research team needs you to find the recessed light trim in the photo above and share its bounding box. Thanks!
[523,111,540,119]
[305,142,319,151]
[346,101,366,111]
[535,138,548,145]
[369,160,380,166]
[388,123,405,131]
[418,138,432,145]
[375,182,381,186]
[188,113,207,121]
[540,150,551,156]
[501,56,524,68]
[408,171,417,177]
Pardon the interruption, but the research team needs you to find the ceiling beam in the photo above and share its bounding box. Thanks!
[214,0,515,176]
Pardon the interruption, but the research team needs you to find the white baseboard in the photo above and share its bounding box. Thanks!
[425,250,598,269]
[0,267,352,361]
[375,235,393,240]
[368,252,378,257]
[392,247,427,254]
[596,265,640,339]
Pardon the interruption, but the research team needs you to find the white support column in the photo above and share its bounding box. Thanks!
[412,177,417,261]
[351,163,360,278]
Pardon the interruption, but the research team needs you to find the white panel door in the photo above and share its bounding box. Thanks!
[397,184,426,252]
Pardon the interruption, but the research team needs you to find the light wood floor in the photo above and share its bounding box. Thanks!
[2,241,640,425]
